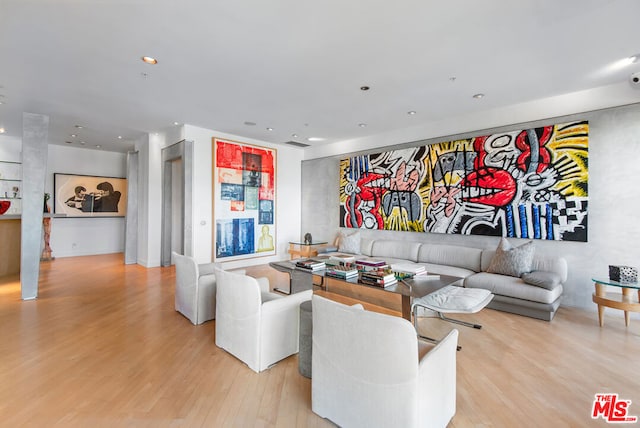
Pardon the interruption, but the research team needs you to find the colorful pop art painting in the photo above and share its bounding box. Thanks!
[213,138,276,260]
[340,121,589,241]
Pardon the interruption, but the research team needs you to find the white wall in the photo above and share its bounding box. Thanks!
[304,81,640,161]
[47,145,127,257]
[133,124,303,269]
[0,135,22,161]
[184,125,303,269]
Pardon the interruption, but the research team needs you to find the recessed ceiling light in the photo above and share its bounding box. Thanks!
[244,121,256,126]
[0,128,5,134]
[360,86,370,91]
[141,56,158,65]
[173,122,180,126]
[408,111,416,115]
[96,145,101,148]
[117,135,122,139]
[292,133,298,138]
[358,123,367,128]
[629,54,639,64]
[473,93,485,99]
[307,137,325,142]
[75,125,83,129]
[266,127,274,131]
[0,101,4,105]
[80,141,86,145]
[70,134,77,138]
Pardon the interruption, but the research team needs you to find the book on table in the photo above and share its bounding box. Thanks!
[355,257,387,267]
[329,254,357,264]
[358,270,398,287]
[390,263,427,279]
[325,264,359,279]
[355,258,388,271]
[295,259,326,271]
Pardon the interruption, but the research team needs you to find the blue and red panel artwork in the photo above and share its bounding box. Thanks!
[214,139,276,259]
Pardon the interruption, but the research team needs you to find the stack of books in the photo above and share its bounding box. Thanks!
[390,263,427,279]
[325,264,359,280]
[358,270,398,288]
[328,254,357,265]
[295,259,326,271]
[355,258,388,271]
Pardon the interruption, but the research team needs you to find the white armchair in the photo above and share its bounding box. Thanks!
[312,295,458,428]
[172,251,219,325]
[214,267,313,373]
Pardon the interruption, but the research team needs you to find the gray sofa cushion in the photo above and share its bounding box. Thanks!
[521,271,562,290]
[417,244,482,272]
[486,238,535,277]
[464,272,563,305]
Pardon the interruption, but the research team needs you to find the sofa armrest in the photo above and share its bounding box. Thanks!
[531,257,568,283]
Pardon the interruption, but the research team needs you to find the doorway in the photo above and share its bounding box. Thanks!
[161,140,193,266]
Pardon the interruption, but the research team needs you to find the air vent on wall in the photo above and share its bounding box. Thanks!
[284,141,310,148]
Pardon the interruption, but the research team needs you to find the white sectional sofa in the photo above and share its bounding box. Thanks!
[324,236,567,321]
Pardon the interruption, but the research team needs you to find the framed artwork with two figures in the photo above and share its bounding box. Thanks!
[54,173,127,217]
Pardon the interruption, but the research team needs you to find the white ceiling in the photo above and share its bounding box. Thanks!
[1,0,640,153]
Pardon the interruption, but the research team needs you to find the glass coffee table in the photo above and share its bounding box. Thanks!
[270,260,461,321]
[591,278,640,327]
[269,260,317,295]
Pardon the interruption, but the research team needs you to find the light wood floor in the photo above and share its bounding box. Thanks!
[1,254,639,427]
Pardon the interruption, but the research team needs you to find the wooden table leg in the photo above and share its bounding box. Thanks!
[595,282,605,327]
[622,287,633,326]
[401,296,412,321]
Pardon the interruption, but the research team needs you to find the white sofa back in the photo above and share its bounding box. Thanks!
[360,237,376,256]
[354,237,567,282]
[369,239,421,262]
[417,244,483,272]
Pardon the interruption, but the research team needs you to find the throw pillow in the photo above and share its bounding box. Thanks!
[338,230,361,254]
[521,271,561,290]
[486,238,535,277]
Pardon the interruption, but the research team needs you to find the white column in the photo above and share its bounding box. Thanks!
[20,112,49,300]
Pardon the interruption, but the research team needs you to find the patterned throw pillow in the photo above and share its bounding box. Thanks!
[486,238,535,277]
[338,231,361,254]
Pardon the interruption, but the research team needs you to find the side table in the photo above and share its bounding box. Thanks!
[288,241,327,259]
[591,278,640,327]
